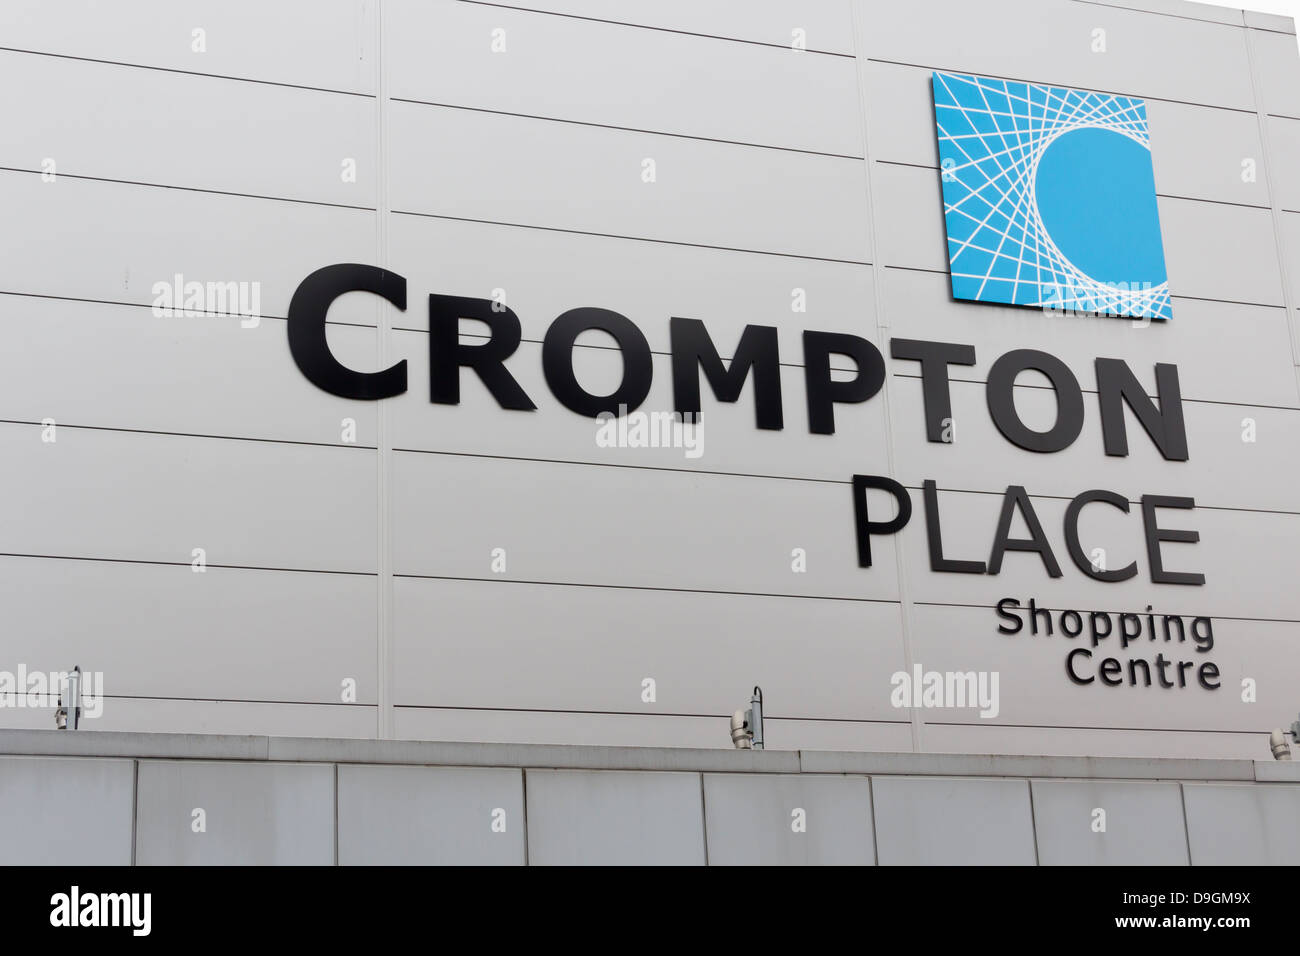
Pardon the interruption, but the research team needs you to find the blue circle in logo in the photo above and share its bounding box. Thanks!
[1033,127,1166,288]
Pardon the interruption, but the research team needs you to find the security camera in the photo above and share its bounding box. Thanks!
[730,711,751,749]
[54,666,81,731]
[728,686,765,750]
[1270,728,1292,761]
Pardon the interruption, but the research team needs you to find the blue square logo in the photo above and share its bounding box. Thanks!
[932,71,1171,321]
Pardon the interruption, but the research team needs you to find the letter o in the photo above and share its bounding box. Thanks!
[986,349,1084,453]
[542,308,652,417]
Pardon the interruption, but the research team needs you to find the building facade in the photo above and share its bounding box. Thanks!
[2,0,1300,772]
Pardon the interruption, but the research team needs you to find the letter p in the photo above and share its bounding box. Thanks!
[852,475,912,568]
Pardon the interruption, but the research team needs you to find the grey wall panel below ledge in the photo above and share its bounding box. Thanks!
[0,756,135,865]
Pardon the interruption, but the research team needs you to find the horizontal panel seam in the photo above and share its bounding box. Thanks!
[1068,0,1244,29]
[456,0,856,58]
[390,97,865,160]
[0,419,376,450]
[390,210,872,264]
[0,552,376,576]
[0,45,376,97]
[2,420,1295,513]
[0,165,376,212]
[865,57,1259,115]
[0,552,1291,621]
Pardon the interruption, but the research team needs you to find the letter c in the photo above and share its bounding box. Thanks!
[288,263,407,399]
[1066,647,1094,685]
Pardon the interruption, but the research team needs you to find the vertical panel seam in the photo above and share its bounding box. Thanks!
[1244,27,1300,407]
[867,774,881,865]
[698,772,709,866]
[521,768,531,866]
[375,0,395,739]
[1027,778,1041,866]
[847,0,923,753]
[130,758,139,866]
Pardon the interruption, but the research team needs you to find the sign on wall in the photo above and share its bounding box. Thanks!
[932,70,1171,321]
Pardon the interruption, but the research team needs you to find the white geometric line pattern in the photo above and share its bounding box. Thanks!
[932,70,1172,321]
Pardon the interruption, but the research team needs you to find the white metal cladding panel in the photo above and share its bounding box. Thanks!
[879,270,1300,410]
[1279,212,1300,305]
[0,424,377,573]
[463,0,856,54]
[1078,0,1243,26]
[386,333,892,480]
[0,52,377,206]
[873,162,1288,306]
[1264,115,1300,212]
[389,451,897,601]
[1245,11,1297,32]
[0,172,378,321]
[0,557,377,706]
[392,577,907,721]
[889,378,1300,513]
[1249,27,1300,118]
[385,0,862,155]
[386,101,871,262]
[0,297,379,447]
[856,0,1257,111]
[900,488,1300,621]
[909,605,1300,734]
[863,60,1271,209]
[0,0,375,93]
[385,213,876,352]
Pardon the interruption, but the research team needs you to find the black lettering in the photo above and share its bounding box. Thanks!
[923,480,986,573]
[1064,489,1138,582]
[889,338,976,442]
[986,349,1085,453]
[1141,495,1206,585]
[988,486,1063,577]
[670,318,782,429]
[428,294,536,410]
[996,598,1023,634]
[852,475,912,569]
[1066,647,1093,685]
[1096,358,1188,461]
[542,308,653,417]
[288,263,407,400]
[803,332,885,434]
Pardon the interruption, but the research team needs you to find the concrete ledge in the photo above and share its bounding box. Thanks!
[1254,760,1300,782]
[0,729,1272,780]
[265,736,802,774]
[0,729,270,761]
[797,749,1255,781]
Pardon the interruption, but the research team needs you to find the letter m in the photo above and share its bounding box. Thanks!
[670,317,783,430]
